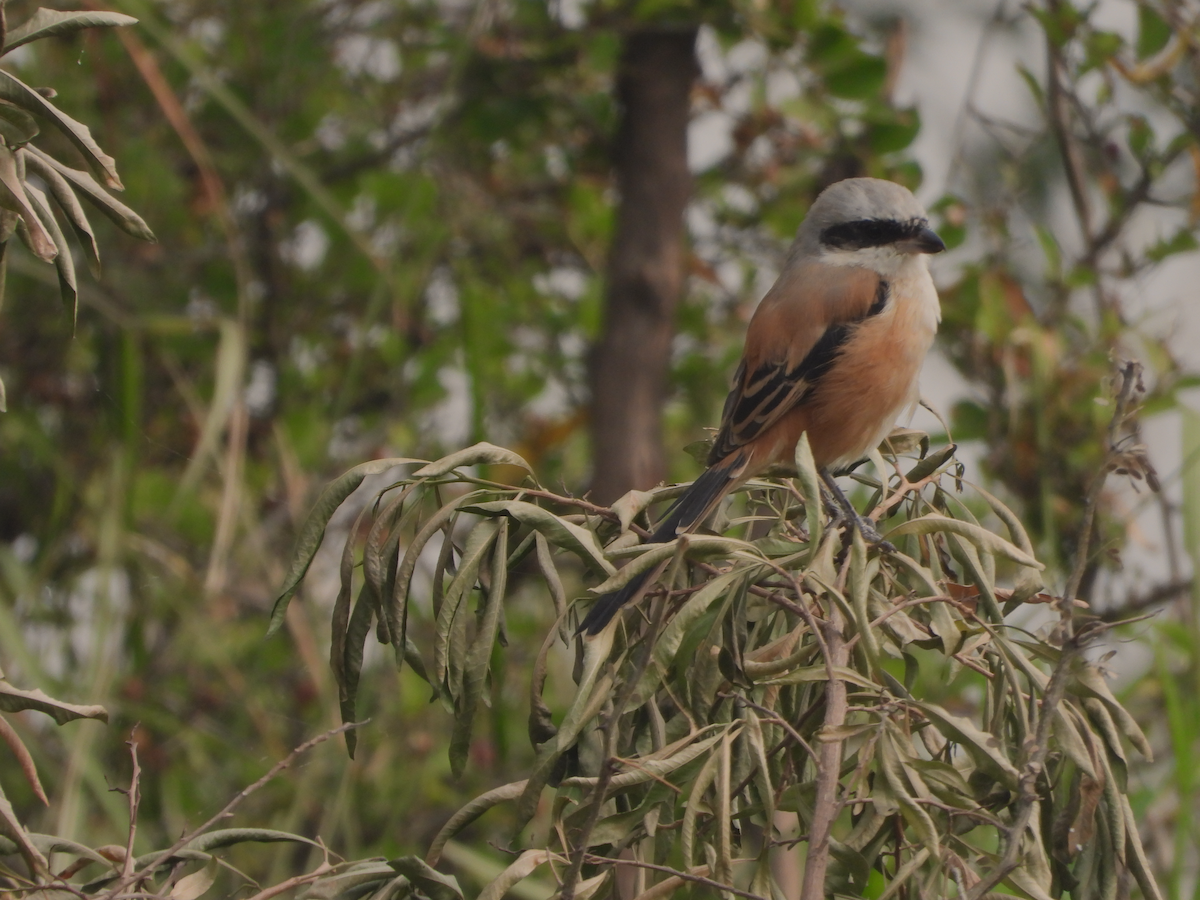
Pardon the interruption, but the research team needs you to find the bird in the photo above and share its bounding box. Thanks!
[578,177,945,636]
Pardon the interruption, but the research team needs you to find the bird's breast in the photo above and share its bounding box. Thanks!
[767,267,939,470]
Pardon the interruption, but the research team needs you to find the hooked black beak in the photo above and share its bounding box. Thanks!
[901,226,946,255]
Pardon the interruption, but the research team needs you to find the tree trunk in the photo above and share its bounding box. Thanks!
[588,28,697,505]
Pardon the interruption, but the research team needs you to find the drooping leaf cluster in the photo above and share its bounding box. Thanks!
[0,5,154,410]
[276,428,1160,900]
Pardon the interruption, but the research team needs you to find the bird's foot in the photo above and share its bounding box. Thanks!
[852,514,894,553]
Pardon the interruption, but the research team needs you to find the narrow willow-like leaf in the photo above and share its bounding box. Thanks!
[426,780,528,866]
[0,70,122,188]
[533,533,567,641]
[169,857,217,900]
[1053,706,1097,780]
[412,442,533,479]
[299,864,399,900]
[184,828,321,853]
[878,728,939,856]
[914,700,1019,788]
[388,856,463,900]
[0,681,106,724]
[742,708,775,825]
[268,457,425,636]
[24,182,75,322]
[948,534,1004,623]
[794,432,823,547]
[340,585,375,758]
[449,519,508,777]
[1072,664,1152,759]
[654,568,753,672]
[21,148,99,276]
[885,513,1042,569]
[434,521,499,700]
[362,482,422,627]
[389,490,490,670]
[715,730,733,886]
[0,103,37,146]
[848,532,881,676]
[514,628,616,830]
[25,834,109,864]
[468,500,615,577]
[681,743,723,868]
[0,781,47,875]
[759,665,878,691]
[23,146,154,241]
[562,729,726,791]
[3,9,137,52]
[0,144,54,260]
[610,488,657,533]
[476,849,556,900]
[875,847,931,900]
[330,504,372,730]
[1122,794,1164,900]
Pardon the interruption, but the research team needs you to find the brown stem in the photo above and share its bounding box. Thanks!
[799,610,848,900]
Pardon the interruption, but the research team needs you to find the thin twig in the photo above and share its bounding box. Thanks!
[101,723,360,900]
[121,734,141,880]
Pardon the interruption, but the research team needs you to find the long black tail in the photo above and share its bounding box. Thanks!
[577,456,743,635]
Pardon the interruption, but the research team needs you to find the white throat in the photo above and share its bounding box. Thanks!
[816,245,927,279]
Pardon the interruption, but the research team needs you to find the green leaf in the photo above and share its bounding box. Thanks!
[476,849,556,900]
[412,442,533,479]
[388,856,463,900]
[449,519,508,777]
[426,780,527,866]
[1136,6,1172,60]
[885,513,1043,569]
[826,55,887,100]
[914,700,1019,788]
[267,457,425,637]
[24,146,154,242]
[0,103,38,146]
[184,828,321,853]
[0,780,47,876]
[340,585,375,758]
[0,70,122,189]
[3,9,137,53]
[434,521,500,702]
[1146,228,1197,262]
[467,500,615,577]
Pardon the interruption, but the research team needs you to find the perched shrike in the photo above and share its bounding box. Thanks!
[578,177,945,636]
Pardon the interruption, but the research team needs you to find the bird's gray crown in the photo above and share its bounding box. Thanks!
[794,178,931,255]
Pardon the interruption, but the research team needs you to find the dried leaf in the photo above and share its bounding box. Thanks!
[23,146,154,241]
[169,857,217,900]
[0,69,122,188]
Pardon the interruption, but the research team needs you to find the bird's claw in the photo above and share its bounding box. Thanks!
[852,515,894,552]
